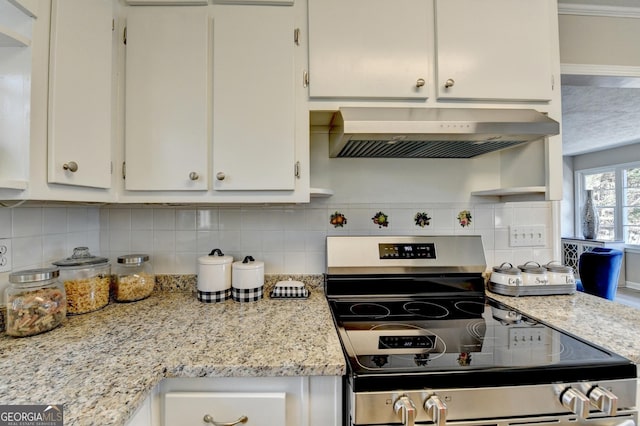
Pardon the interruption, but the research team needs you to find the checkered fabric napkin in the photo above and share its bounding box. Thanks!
[232,286,264,302]
[270,286,309,299]
[197,288,231,303]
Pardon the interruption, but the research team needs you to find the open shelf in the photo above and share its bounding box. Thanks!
[471,186,546,197]
[310,187,334,198]
[0,25,30,47]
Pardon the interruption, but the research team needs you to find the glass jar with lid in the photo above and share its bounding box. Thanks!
[113,254,154,302]
[5,267,67,337]
[52,247,111,315]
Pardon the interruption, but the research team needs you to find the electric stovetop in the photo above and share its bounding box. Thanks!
[330,297,636,392]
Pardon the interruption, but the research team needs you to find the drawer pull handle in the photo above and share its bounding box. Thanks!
[203,414,248,426]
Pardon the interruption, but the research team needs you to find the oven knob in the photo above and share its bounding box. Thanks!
[394,395,416,426]
[424,394,447,426]
[560,388,590,419]
[587,386,618,416]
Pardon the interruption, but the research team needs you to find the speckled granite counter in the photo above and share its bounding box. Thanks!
[488,289,640,364]
[0,277,345,426]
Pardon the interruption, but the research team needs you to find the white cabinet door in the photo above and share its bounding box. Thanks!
[47,0,113,189]
[164,392,286,426]
[435,0,553,101]
[212,5,295,191]
[308,0,432,99]
[124,7,208,191]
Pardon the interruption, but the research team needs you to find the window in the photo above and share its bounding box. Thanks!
[576,163,640,245]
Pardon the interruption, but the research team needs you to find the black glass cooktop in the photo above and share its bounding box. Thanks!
[329,297,636,391]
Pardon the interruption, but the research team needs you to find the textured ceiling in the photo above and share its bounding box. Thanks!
[561,81,640,156]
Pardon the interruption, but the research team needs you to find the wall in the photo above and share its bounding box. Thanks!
[566,143,640,288]
[559,14,640,67]
[0,198,556,302]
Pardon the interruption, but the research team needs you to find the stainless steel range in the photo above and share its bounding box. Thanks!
[325,236,637,426]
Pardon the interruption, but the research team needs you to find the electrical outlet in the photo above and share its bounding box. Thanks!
[509,225,546,247]
[0,238,12,273]
[508,326,547,349]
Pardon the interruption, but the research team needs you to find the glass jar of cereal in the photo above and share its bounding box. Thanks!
[5,267,67,337]
[52,247,111,315]
[113,254,154,302]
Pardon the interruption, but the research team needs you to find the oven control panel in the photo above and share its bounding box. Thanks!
[379,335,436,349]
[378,243,436,259]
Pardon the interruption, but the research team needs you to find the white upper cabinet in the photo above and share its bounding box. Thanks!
[48,0,113,189]
[124,7,209,191]
[434,0,554,102]
[308,0,432,99]
[212,4,296,191]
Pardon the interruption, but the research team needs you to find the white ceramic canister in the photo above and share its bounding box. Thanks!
[490,262,522,287]
[231,255,265,302]
[197,249,233,303]
[545,261,576,286]
[517,261,549,286]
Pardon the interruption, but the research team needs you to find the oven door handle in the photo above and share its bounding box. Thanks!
[394,395,417,426]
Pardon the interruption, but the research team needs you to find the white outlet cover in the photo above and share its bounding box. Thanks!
[0,238,12,273]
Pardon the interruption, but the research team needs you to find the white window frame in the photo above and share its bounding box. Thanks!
[574,161,640,246]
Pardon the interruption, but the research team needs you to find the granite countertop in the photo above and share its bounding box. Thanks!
[0,277,345,426]
[488,289,640,364]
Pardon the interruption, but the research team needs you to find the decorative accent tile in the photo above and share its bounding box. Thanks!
[372,211,389,228]
[330,211,347,228]
[457,210,473,227]
[414,212,432,228]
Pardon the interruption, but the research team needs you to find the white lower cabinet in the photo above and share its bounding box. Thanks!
[127,376,342,426]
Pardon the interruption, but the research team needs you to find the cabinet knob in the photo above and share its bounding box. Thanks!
[416,78,425,88]
[216,172,226,181]
[203,414,248,426]
[63,161,78,173]
[444,78,455,88]
[189,172,199,181]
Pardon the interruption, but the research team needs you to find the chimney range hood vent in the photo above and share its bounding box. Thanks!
[328,107,560,158]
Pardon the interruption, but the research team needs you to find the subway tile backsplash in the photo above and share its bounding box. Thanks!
[0,200,555,282]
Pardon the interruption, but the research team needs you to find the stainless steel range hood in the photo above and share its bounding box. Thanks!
[328,107,560,158]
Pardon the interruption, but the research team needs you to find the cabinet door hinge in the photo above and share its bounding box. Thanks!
[112,19,115,32]
[294,161,300,179]
[110,161,113,175]
[122,162,126,180]
[294,28,300,46]
[551,74,555,91]
[303,70,309,88]
[123,26,127,45]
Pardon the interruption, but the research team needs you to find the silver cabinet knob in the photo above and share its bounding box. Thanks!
[425,394,447,426]
[416,78,425,88]
[203,414,248,426]
[216,172,226,181]
[62,161,78,172]
[561,388,590,419]
[444,78,455,88]
[588,386,618,416]
[189,172,199,181]
[394,396,416,426]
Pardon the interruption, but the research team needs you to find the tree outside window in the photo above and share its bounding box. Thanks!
[624,167,640,244]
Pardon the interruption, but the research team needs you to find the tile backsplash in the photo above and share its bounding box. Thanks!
[0,201,555,289]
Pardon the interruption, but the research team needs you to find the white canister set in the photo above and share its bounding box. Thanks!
[196,249,265,303]
[491,261,575,287]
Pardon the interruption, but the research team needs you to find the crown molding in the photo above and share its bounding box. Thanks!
[558,3,640,18]
[561,63,640,77]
